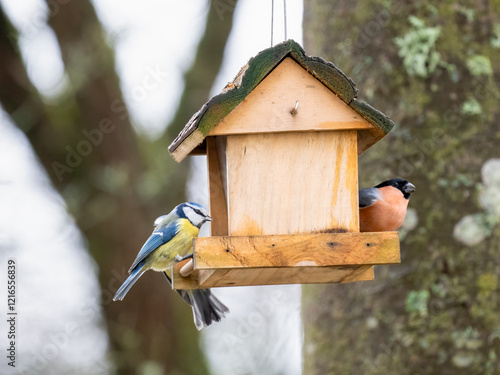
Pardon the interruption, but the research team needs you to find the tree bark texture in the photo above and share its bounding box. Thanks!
[302,1,500,374]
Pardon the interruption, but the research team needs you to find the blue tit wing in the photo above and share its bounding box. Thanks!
[359,187,380,208]
[128,223,180,273]
[154,215,167,226]
[113,261,147,301]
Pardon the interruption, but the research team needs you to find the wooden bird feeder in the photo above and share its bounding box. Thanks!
[168,40,400,289]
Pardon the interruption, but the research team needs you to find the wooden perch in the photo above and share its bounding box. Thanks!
[179,259,194,277]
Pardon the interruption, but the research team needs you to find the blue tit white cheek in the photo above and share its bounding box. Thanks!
[146,218,200,271]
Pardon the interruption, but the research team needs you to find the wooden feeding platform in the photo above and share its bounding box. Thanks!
[172,232,400,289]
[168,40,399,289]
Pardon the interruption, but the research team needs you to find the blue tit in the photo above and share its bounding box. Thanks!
[113,202,229,329]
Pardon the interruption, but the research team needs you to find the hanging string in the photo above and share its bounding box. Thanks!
[271,0,274,46]
[283,0,287,41]
[271,0,288,47]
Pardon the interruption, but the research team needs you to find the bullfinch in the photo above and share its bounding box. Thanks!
[359,178,415,232]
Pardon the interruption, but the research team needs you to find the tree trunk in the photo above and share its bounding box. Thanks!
[0,0,237,373]
[302,1,500,374]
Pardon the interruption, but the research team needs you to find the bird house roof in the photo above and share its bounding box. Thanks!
[169,39,395,162]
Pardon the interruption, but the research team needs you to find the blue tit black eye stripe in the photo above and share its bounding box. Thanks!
[194,208,203,216]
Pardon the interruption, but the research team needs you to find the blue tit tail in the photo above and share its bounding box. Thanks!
[181,289,230,330]
[113,262,146,301]
[162,272,229,330]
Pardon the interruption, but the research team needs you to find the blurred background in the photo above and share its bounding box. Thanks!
[0,1,499,374]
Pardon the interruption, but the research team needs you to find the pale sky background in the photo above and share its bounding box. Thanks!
[0,1,304,374]
[2,2,496,373]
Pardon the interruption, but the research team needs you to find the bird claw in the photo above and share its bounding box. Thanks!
[174,254,193,263]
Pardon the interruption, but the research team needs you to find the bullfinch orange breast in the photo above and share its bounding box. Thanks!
[359,178,415,232]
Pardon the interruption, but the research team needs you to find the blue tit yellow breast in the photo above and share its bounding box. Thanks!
[147,219,200,271]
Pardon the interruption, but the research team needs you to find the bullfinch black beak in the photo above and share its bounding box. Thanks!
[403,183,416,194]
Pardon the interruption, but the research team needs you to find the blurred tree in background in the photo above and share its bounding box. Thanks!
[0,0,237,373]
[302,1,500,374]
[4,0,500,373]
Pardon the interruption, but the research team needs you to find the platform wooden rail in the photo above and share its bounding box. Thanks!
[172,231,400,289]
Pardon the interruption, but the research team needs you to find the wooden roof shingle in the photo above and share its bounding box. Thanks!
[169,39,395,162]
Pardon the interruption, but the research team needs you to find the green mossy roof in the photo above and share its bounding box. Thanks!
[169,39,395,158]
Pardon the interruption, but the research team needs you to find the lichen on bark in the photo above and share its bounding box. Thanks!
[303,1,500,374]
